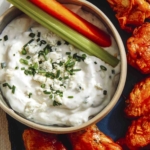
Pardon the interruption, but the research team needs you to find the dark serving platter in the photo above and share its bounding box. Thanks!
[6,0,148,149]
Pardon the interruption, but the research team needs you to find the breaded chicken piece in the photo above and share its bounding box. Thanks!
[23,129,67,150]
[127,23,150,74]
[107,0,150,32]
[68,124,122,150]
[124,77,150,118]
[117,115,150,150]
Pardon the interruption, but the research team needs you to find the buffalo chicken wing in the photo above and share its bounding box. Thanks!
[107,0,150,32]
[68,124,122,150]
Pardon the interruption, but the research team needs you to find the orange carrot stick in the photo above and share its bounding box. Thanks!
[29,0,112,47]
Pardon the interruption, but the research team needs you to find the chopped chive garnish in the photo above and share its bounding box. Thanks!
[38,50,47,60]
[29,32,35,38]
[43,44,51,55]
[72,69,81,72]
[28,92,32,98]
[94,61,97,64]
[26,56,31,59]
[49,94,53,99]
[15,66,19,69]
[1,62,6,69]
[68,96,74,98]
[41,84,45,88]
[13,54,15,56]
[66,61,75,68]
[2,83,12,89]
[24,70,29,75]
[59,77,62,80]
[37,32,41,37]
[43,90,51,94]
[56,70,60,78]
[103,90,107,95]
[53,100,62,106]
[21,49,27,55]
[4,35,8,41]
[64,76,69,79]
[100,65,107,71]
[12,85,16,94]
[19,58,28,65]
[40,40,46,46]
[66,52,71,55]
[36,38,40,42]
[23,39,34,48]
[21,67,25,70]
[57,41,61,45]
[112,69,115,74]
[38,69,46,73]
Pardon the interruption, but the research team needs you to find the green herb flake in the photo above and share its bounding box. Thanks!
[36,38,40,42]
[1,62,6,69]
[21,49,27,55]
[72,69,81,72]
[29,33,35,38]
[40,40,46,46]
[19,58,28,65]
[53,100,62,106]
[66,52,71,55]
[56,70,60,78]
[41,84,45,88]
[21,67,25,70]
[15,66,19,70]
[100,65,107,71]
[4,35,8,41]
[37,32,41,37]
[103,90,107,95]
[112,69,115,74]
[26,56,31,59]
[68,96,74,99]
[57,41,61,45]
[12,85,16,94]
[28,93,32,98]
[43,90,51,94]
[2,83,12,89]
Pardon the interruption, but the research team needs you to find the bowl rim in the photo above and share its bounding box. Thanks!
[0,0,127,134]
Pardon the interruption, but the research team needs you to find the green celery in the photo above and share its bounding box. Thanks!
[8,0,119,67]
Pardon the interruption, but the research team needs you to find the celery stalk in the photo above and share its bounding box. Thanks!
[7,0,119,67]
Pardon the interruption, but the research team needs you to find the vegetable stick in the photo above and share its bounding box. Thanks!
[7,0,119,67]
[29,0,112,47]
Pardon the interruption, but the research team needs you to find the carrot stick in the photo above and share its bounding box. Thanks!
[29,0,112,47]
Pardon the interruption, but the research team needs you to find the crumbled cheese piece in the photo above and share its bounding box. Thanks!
[42,61,52,72]
[49,52,62,61]
[4,69,14,81]
[84,57,91,64]
[33,74,46,83]
[55,95,62,103]
[26,42,41,54]
[95,83,103,90]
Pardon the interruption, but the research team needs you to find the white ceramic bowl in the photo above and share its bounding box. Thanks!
[0,0,127,133]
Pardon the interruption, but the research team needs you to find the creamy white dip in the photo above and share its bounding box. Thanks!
[0,5,120,126]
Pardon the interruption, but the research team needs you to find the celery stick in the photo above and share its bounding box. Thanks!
[7,0,119,67]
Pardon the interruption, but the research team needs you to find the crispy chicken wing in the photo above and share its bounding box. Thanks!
[23,129,67,150]
[127,22,150,74]
[68,124,122,150]
[124,77,150,118]
[117,116,150,150]
[107,0,150,32]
